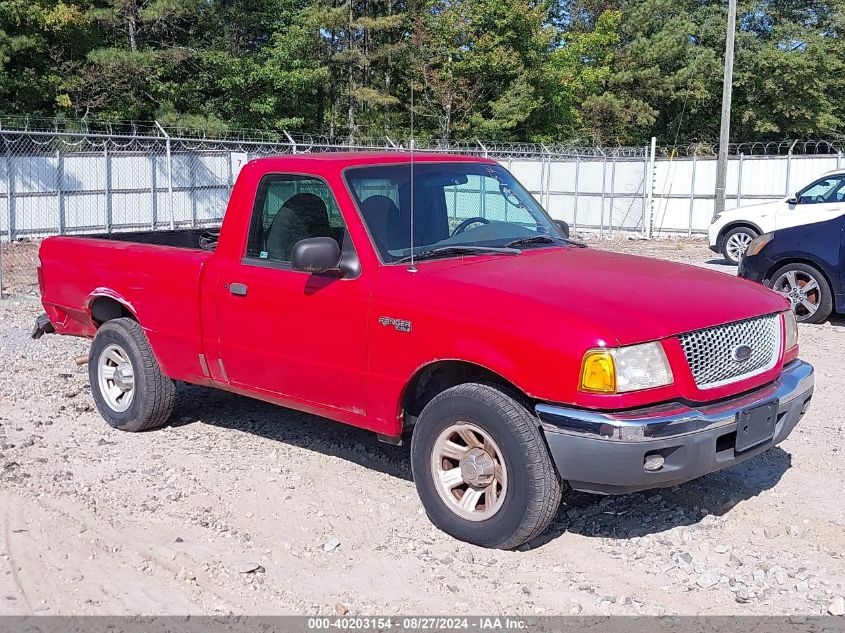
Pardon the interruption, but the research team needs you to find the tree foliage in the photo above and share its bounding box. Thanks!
[2,0,845,144]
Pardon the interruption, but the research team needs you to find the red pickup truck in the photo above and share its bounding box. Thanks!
[34,153,814,549]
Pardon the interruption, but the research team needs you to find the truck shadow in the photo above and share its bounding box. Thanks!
[169,383,413,482]
[169,383,792,546]
[528,446,792,548]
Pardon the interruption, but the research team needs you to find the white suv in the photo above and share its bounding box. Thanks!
[709,170,845,264]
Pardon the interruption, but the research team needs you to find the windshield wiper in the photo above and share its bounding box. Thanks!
[505,235,587,249]
[395,245,520,264]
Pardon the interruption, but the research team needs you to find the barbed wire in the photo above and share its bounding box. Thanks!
[2,114,844,158]
[661,139,845,157]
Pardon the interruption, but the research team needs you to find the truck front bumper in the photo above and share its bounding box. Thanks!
[536,360,814,495]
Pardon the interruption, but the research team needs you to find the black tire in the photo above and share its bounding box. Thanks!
[720,226,758,265]
[88,318,176,431]
[767,263,833,324]
[410,383,562,549]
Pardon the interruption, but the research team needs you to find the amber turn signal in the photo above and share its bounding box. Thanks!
[580,350,616,393]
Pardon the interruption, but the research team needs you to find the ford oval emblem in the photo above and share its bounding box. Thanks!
[732,344,753,362]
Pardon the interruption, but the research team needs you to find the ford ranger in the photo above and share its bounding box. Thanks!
[34,153,815,549]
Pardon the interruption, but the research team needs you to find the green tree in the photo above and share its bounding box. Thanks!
[411,0,552,140]
[580,0,722,145]
[731,0,845,139]
[0,1,91,116]
[311,0,405,138]
[533,8,620,142]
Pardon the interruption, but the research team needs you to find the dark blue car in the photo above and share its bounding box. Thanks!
[738,215,845,323]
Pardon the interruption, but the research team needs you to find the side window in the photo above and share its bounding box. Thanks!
[798,176,845,205]
[246,174,346,263]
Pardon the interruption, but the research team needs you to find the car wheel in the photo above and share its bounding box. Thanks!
[89,318,176,431]
[768,263,833,324]
[721,227,758,265]
[410,383,562,549]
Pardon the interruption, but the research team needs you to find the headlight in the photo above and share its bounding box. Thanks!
[783,310,798,350]
[580,342,674,393]
[745,232,773,257]
[711,213,722,224]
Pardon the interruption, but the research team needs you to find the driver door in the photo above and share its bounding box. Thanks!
[776,174,845,230]
[214,173,369,416]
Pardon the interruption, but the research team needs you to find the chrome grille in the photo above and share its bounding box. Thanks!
[678,315,781,389]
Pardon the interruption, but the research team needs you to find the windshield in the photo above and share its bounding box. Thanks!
[344,162,566,263]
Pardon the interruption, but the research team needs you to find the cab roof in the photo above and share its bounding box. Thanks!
[249,152,496,169]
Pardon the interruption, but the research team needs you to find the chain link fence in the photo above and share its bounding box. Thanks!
[0,126,651,293]
[3,120,844,295]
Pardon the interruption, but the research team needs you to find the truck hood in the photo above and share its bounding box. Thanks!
[417,247,788,346]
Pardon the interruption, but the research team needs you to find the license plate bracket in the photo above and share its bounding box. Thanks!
[735,400,778,453]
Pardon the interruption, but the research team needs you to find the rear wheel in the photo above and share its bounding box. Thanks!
[721,226,758,265]
[410,383,562,549]
[89,318,176,431]
[768,263,832,324]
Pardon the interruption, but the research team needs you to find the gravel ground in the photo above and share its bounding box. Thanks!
[1,238,844,616]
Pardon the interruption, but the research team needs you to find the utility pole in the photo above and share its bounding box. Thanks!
[713,0,737,218]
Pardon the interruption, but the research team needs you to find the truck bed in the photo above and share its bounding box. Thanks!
[83,228,220,251]
[38,232,215,383]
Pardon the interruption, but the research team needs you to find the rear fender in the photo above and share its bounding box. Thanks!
[44,288,138,338]
[86,288,139,323]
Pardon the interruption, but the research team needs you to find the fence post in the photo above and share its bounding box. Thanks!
[785,140,797,197]
[736,152,744,207]
[609,154,617,235]
[542,144,552,211]
[227,148,234,197]
[838,151,842,170]
[474,139,488,218]
[645,137,657,238]
[284,130,298,154]
[688,153,697,237]
[599,149,607,238]
[6,141,13,242]
[57,149,65,235]
[104,145,112,232]
[1,139,10,296]
[150,149,157,229]
[154,121,175,230]
[573,156,580,231]
[189,154,197,228]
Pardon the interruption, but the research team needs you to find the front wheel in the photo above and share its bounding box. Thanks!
[768,263,833,324]
[410,383,562,549]
[721,227,758,265]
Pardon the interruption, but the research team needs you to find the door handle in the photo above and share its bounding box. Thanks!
[229,282,248,296]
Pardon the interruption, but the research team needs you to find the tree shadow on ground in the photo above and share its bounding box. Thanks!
[168,382,793,547]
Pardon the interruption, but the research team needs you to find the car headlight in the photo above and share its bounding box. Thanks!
[745,232,773,257]
[580,342,674,393]
[711,213,722,224]
[783,310,798,350]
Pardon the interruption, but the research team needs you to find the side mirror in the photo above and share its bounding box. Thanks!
[787,195,798,205]
[555,219,571,238]
[291,237,341,274]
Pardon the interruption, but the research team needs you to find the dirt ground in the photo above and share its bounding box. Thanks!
[1,237,844,616]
